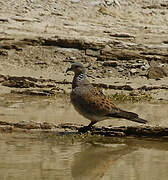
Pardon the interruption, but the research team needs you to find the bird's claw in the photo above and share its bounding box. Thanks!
[78,126,92,133]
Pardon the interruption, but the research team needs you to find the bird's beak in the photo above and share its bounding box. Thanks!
[66,67,72,73]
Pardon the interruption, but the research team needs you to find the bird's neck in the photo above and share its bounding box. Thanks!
[72,73,86,89]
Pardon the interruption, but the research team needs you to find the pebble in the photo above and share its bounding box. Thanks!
[131,63,142,68]
[103,61,118,67]
[105,0,120,6]
[69,56,76,60]
[89,1,103,6]
[71,0,80,3]
[117,67,124,72]
[130,68,137,74]
[141,64,150,70]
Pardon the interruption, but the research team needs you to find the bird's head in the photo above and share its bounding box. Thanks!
[66,62,85,75]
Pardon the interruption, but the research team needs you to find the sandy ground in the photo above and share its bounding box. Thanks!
[0,0,168,98]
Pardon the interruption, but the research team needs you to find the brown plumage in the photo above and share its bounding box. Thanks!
[66,62,147,131]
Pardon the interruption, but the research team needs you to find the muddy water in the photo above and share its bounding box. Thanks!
[0,134,168,180]
[0,94,168,180]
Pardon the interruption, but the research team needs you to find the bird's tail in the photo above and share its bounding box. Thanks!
[115,110,147,124]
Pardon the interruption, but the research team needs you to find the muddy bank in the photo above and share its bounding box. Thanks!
[0,73,168,101]
[1,120,168,139]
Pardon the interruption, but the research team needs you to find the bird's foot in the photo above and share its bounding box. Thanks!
[78,125,93,133]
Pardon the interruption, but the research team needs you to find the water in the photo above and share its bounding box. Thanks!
[0,94,168,180]
[0,134,168,180]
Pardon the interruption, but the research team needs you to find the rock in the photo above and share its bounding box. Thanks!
[141,64,150,70]
[89,1,103,6]
[0,125,13,132]
[0,18,9,22]
[96,75,101,78]
[71,0,80,3]
[110,33,135,39]
[103,61,118,67]
[104,0,120,6]
[131,63,142,68]
[0,50,8,56]
[150,60,161,67]
[98,6,110,15]
[69,56,76,60]
[141,66,146,70]
[97,55,117,61]
[147,67,168,79]
[130,68,137,74]
[117,67,124,72]
[85,49,100,57]
[101,45,112,54]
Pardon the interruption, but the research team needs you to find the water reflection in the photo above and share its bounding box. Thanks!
[0,134,168,180]
[72,141,136,180]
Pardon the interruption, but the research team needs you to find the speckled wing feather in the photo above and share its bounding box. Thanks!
[84,87,120,114]
[71,83,121,118]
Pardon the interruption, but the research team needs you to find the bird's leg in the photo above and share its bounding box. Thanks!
[87,121,97,128]
[78,121,97,133]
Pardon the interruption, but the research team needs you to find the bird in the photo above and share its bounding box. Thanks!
[66,62,147,132]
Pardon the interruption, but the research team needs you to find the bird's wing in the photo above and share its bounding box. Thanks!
[80,86,121,116]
